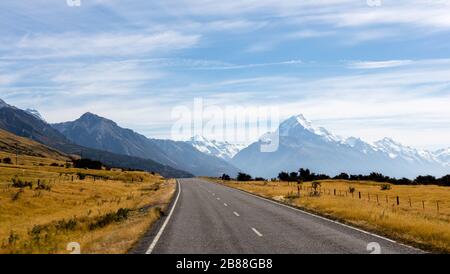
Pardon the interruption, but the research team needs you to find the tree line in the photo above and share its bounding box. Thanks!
[220,169,450,186]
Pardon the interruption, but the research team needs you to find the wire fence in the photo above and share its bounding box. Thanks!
[271,182,449,218]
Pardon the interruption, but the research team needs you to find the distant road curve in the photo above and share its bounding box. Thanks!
[134,178,422,254]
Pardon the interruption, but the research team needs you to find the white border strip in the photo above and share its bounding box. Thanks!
[145,179,181,254]
[214,181,424,253]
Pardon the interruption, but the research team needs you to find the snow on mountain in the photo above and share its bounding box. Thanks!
[373,137,438,163]
[187,135,245,161]
[231,114,449,179]
[25,108,46,122]
[344,137,376,154]
[279,114,342,143]
[435,148,450,165]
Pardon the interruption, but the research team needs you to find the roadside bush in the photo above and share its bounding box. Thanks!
[77,172,86,180]
[88,208,130,230]
[55,219,77,231]
[348,186,356,194]
[2,157,12,164]
[310,181,321,196]
[36,180,51,191]
[380,184,391,191]
[11,177,33,189]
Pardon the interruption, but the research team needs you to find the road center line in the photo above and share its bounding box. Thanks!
[224,203,228,207]
[251,227,263,237]
[216,197,221,200]
[233,211,240,217]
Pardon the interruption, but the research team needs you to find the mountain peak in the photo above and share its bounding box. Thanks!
[78,112,116,125]
[190,135,209,143]
[25,108,45,122]
[0,98,10,108]
[279,114,341,142]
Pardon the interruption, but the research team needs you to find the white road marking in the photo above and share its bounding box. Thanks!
[233,211,240,217]
[251,227,263,237]
[224,203,228,207]
[212,193,215,196]
[216,197,221,200]
[145,180,181,254]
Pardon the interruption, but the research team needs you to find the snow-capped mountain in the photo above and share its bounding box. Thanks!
[374,137,438,163]
[435,148,450,166]
[279,114,342,143]
[187,135,245,161]
[231,114,449,179]
[25,108,46,122]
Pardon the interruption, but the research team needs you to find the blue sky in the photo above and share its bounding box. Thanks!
[1,0,450,150]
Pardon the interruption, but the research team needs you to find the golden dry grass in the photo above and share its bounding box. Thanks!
[0,152,175,254]
[209,178,450,253]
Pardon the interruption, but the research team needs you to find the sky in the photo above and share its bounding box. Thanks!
[1,0,450,150]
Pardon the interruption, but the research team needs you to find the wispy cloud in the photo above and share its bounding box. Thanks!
[2,31,200,59]
[348,60,414,69]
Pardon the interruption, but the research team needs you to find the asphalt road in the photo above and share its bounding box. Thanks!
[146,178,422,254]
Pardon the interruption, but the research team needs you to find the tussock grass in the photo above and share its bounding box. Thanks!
[209,178,450,253]
[0,152,175,254]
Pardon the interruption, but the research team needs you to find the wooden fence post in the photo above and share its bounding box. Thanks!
[376,194,379,204]
[396,196,400,205]
[359,192,361,199]
[334,189,336,196]
[422,200,425,210]
[409,197,412,207]
[437,201,440,213]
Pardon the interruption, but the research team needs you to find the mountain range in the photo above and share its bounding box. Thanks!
[52,112,239,177]
[186,135,245,161]
[0,99,192,178]
[231,114,449,179]
[1,98,449,179]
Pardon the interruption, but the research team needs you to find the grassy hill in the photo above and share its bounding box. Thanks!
[0,148,176,253]
[0,129,68,162]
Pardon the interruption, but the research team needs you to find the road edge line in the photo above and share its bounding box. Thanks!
[145,179,181,254]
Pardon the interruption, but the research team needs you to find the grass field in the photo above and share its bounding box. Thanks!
[208,178,450,253]
[0,152,175,254]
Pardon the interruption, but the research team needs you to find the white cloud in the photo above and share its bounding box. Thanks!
[4,31,200,59]
[348,60,414,69]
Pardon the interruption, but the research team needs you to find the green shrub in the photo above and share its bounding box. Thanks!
[11,177,33,189]
[88,208,130,230]
[380,184,391,190]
